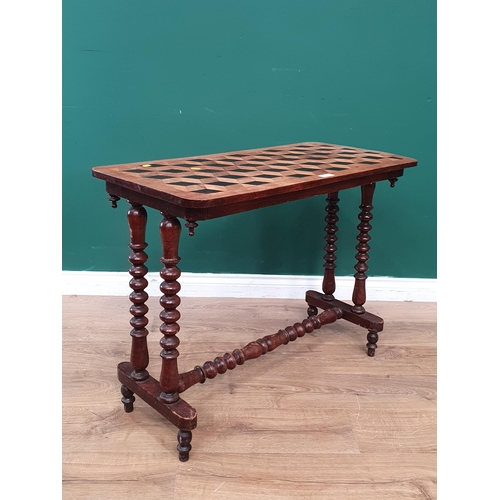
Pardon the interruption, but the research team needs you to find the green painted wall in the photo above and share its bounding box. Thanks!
[63,0,436,278]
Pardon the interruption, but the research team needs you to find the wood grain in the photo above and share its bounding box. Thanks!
[92,142,417,207]
[91,142,416,221]
[63,296,436,499]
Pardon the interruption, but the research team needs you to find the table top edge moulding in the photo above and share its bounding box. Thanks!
[92,142,417,220]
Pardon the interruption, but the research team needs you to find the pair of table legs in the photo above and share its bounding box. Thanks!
[116,183,383,462]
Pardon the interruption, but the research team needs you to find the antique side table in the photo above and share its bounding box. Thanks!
[92,142,417,461]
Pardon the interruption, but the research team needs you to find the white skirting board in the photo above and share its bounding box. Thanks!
[61,271,436,302]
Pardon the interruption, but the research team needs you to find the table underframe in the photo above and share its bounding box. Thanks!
[111,181,389,462]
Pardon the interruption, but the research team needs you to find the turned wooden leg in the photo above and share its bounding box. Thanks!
[120,385,135,413]
[177,430,192,462]
[352,183,376,314]
[307,193,340,316]
[158,215,182,405]
[127,203,150,382]
[367,330,379,357]
[322,192,340,299]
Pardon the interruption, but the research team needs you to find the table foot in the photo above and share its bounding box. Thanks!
[118,362,197,458]
[120,385,135,412]
[307,305,318,317]
[367,330,379,357]
[177,430,192,462]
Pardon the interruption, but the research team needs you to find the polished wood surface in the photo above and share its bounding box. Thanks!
[92,142,416,220]
[322,191,340,298]
[352,182,376,315]
[126,202,150,382]
[63,296,436,500]
[177,307,342,393]
[91,143,419,461]
[158,215,182,404]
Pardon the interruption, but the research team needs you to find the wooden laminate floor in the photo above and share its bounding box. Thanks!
[62,296,436,499]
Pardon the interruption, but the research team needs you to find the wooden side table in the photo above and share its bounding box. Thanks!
[92,142,417,461]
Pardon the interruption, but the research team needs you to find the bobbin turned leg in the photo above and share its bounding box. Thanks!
[116,212,197,461]
[158,214,189,459]
[322,192,340,299]
[120,203,150,409]
[305,187,384,355]
[351,183,378,355]
[307,193,339,318]
[127,203,150,382]
[158,215,182,405]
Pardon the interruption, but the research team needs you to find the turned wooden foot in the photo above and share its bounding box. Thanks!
[120,385,135,412]
[307,305,318,317]
[177,430,192,462]
[367,330,379,357]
